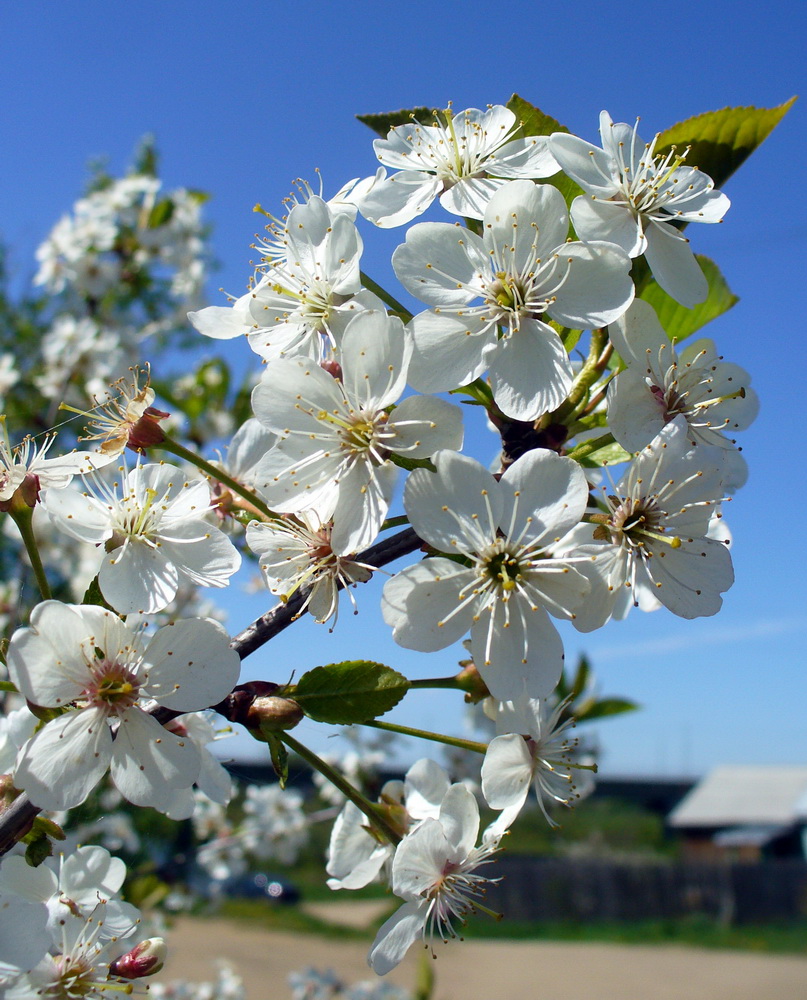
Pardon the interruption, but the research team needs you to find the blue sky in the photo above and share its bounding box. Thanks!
[0,1,805,776]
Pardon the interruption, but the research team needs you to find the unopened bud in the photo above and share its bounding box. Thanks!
[247,695,304,734]
[110,938,167,979]
[320,359,343,381]
[126,406,169,453]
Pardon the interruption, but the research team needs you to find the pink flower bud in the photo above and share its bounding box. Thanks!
[109,938,167,979]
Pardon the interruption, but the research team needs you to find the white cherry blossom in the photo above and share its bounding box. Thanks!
[190,196,379,362]
[327,758,451,891]
[247,511,373,627]
[368,784,500,975]
[42,461,241,614]
[549,112,730,307]
[393,180,633,419]
[360,105,559,227]
[252,310,463,554]
[564,419,734,630]
[8,602,240,812]
[382,448,589,701]
[481,697,588,833]
[607,299,758,462]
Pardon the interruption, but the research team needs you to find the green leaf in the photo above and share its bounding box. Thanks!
[639,255,738,342]
[506,94,583,210]
[266,733,289,789]
[24,834,53,867]
[293,661,410,725]
[356,107,438,138]
[147,198,175,229]
[655,98,796,189]
[575,697,640,722]
[414,951,436,1000]
[576,440,632,468]
[81,576,116,612]
[570,655,591,702]
[0,680,18,693]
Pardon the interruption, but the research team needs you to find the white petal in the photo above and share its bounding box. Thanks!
[408,310,494,393]
[570,196,645,256]
[14,708,112,810]
[368,899,427,975]
[382,560,476,652]
[110,709,201,810]
[387,395,464,460]
[489,320,573,420]
[142,618,240,711]
[644,222,708,308]
[481,734,533,812]
[500,449,588,545]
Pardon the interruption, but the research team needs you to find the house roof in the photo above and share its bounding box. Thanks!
[668,766,807,828]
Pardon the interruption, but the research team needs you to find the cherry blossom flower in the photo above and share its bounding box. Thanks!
[563,420,734,630]
[549,112,730,307]
[247,511,373,626]
[606,299,758,462]
[8,602,240,812]
[252,310,463,554]
[360,105,559,227]
[368,784,500,975]
[42,461,241,613]
[382,448,589,701]
[327,758,452,891]
[190,196,380,362]
[0,845,138,940]
[0,424,110,510]
[481,697,590,833]
[393,180,633,419]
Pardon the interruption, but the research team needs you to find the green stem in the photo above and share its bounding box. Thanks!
[363,719,487,755]
[360,271,412,322]
[554,328,608,423]
[381,514,410,531]
[279,731,402,846]
[409,676,464,691]
[566,431,616,464]
[8,500,51,600]
[157,436,277,521]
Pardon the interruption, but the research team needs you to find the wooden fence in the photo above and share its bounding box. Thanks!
[484,856,807,924]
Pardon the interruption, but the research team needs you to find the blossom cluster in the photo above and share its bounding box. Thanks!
[0,95,770,989]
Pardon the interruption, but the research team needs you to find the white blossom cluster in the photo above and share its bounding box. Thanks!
[0,845,165,996]
[0,97,767,988]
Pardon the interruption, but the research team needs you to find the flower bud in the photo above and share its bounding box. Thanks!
[246,694,304,734]
[109,937,167,979]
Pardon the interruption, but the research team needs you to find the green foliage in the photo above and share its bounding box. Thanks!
[293,661,410,725]
[555,655,639,724]
[506,94,583,209]
[266,733,290,789]
[81,575,117,612]
[655,98,796,190]
[640,255,739,343]
[356,106,438,137]
[22,816,64,867]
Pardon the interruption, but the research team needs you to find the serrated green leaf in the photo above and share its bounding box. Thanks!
[293,661,410,725]
[506,94,583,210]
[655,98,796,189]
[357,107,439,138]
[266,734,289,789]
[639,255,738,342]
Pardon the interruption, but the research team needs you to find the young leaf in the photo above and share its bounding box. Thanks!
[639,255,738,342]
[574,697,640,722]
[655,98,796,189]
[266,733,289,789]
[293,661,410,725]
[356,107,438,138]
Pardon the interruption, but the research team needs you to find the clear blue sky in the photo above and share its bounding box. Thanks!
[1,1,804,777]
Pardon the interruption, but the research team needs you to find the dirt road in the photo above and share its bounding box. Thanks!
[161,908,807,1000]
